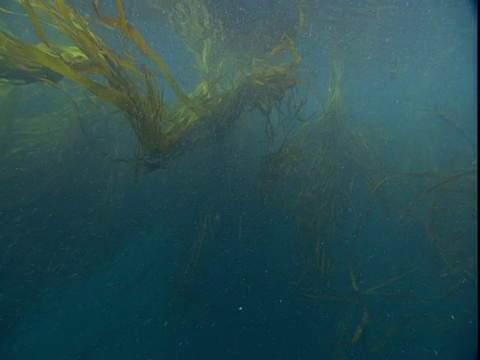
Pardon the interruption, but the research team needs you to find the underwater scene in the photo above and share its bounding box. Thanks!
[0,0,477,359]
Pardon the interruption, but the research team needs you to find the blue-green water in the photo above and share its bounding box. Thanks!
[0,1,477,359]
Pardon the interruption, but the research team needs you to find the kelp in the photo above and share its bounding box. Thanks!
[0,36,92,84]
[257,47,475,356]
[260,53,389,292]
[372,165,477,279]
[0,109,77,162]
[177,211,213,294]
[165,211,213,335]
[167,0,226,83]
[1,30,127,104]
[2,0,302,174]
[0,85,100,169]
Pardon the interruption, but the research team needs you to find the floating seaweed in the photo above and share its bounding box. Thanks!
[2,0,303,176]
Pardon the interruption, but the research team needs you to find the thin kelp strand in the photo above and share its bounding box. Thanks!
[20,0,49,45]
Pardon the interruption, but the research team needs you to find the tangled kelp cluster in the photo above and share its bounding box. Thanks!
[260,55,388,289]
[1,0,302,177]
[257,55,391,351]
